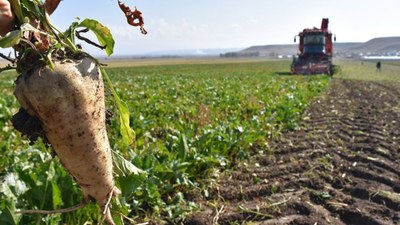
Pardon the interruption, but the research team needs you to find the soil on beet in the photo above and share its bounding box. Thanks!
[185,78,400,225]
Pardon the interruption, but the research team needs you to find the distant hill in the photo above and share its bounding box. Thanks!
[223,37,400,58]
[342,37,400,53]
[241,44,297,57]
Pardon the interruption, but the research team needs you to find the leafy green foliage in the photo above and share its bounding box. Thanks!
[102,67,136,149]
[0,0,115,62]
[64,19,115,56]
[0,30,22,48]
[0,60,330,224]
[112,150,143,177]
[1,0,131,155]
[78,19,115,56]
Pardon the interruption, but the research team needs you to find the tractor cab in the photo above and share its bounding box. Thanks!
[303,32,325,54]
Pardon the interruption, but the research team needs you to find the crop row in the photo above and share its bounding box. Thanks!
[0,61,329,224]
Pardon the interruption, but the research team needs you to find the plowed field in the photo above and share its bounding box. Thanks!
[186,63,400,225]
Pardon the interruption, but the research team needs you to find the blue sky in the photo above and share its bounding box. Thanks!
[7,0,400,56]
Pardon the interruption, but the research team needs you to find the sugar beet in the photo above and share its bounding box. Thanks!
[14,56,119,224]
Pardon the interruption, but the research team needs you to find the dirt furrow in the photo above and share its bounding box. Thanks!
[185,78,400,225]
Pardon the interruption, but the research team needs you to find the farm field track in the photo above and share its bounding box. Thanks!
[186,66,400,224]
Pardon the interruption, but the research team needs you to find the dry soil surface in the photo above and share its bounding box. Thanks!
[185,78,400,225]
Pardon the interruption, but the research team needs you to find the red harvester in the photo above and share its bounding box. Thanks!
[291,18,335,75]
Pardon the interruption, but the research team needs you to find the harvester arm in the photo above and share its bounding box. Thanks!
[321,18,329,30]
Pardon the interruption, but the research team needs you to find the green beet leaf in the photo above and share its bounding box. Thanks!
[78,19,115,56]
[101,67,136,148]
[0,30,22,48]
[112,150,143,177]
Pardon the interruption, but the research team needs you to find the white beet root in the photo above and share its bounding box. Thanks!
[14,56,118,224]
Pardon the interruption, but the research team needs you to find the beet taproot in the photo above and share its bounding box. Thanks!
[3,1,146,223]
[14,56,119,224]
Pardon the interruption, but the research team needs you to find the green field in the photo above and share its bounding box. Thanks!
[335,60,400,88]
[0,59,331,224]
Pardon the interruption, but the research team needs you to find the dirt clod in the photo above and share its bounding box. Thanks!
[11,107,47,145]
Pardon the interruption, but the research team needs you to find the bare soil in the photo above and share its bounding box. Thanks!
[185,78,400,225]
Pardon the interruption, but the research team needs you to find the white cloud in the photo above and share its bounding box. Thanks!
[151,18,172,36]
[230,24,242,32]
[248,19,259,24]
